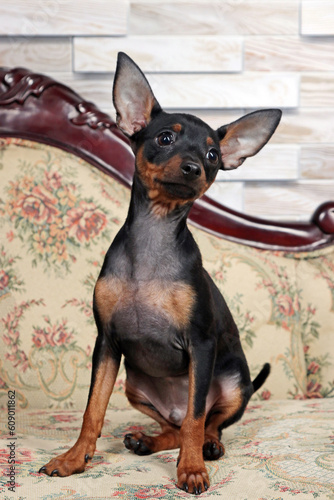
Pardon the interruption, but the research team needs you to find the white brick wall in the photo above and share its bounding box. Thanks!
[0,0,333,221]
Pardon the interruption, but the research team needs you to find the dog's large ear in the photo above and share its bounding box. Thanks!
[113,52,161,137]
[217,109,282,170]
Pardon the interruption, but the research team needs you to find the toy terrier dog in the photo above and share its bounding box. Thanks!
[40,52,281,495]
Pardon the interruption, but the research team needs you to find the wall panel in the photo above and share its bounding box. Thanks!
[0,0,332,221]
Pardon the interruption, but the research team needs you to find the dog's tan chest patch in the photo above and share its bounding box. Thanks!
[143,280,195,329]
[94,276,124,325]
[94,276,195,329]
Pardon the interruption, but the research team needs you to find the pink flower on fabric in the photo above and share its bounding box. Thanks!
[261,390,271,400]
[277,294,295,316]
[307,361,320,374]
[16,186,59,225]
[32,319,73,348]
[0,270,9,290]
[43,169,62,190]
[64,201,107,242]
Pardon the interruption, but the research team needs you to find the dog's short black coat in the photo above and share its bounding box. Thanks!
[39,52,281,495]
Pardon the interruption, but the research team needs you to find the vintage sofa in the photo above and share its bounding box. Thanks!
[0,68,333,500]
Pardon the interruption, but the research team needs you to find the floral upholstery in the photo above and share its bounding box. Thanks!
[0,138,333,499]
[194,233,334,401]
[1,400,334,499]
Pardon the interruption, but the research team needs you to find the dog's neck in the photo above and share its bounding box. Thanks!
[122,173,195,281]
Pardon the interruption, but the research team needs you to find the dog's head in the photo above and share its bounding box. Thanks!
[113,52,281,214]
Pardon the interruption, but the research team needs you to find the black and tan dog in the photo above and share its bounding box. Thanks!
[39,53,281,495]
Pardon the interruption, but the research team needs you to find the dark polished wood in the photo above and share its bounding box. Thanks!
[0,67,134,187]
[0,67,333,251]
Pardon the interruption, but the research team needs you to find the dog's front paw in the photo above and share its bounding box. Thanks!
[177,462,210,495]
[39,442,95,477]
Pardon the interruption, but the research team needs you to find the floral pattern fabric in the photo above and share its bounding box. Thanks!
[2,140,110,274]
[0,138,333,409]
[0,399,333,499]
[192,232,334,401]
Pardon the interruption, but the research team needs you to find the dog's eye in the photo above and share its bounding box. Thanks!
[206,148,219,165]
[156,131,175,147]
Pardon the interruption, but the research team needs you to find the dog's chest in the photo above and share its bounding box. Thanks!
[96,275,194,332]
[98,215,192,318]
[95,275,193,376]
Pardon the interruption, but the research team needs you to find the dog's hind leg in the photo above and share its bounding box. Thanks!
[203,383,246,461]
[124,381,180,455]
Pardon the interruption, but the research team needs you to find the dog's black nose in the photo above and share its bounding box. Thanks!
[181,163,201,180]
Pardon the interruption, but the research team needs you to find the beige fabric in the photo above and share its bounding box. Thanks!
[0,400,333,499]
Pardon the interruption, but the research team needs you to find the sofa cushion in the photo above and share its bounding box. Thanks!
[0,138,333,409]
[1,399,333,499]
[193,230,334,400]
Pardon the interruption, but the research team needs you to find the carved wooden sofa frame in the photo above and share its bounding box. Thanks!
[0,67,333,251]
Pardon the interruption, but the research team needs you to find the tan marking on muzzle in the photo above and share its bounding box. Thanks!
[136,146,212,216]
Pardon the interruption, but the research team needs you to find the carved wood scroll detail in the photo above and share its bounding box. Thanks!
[0,68,56,105]
[312,201,334,234]
[71,102,117,130]
[0,68,117,131]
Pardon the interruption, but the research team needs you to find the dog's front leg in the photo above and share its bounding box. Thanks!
[177,339,216,495]
[39,336,120,477]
